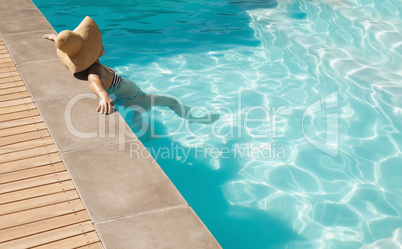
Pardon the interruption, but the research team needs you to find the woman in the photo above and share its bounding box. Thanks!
[44,16,218,125]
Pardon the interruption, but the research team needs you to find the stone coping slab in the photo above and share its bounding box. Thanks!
[0,0,36,12]
[0,9,52,35]
[1,0,221,248]
[61,141,188,223]
[3,30,58,64]
[95,206,221,249]
[35,96,137,152]
[17,60,92,102]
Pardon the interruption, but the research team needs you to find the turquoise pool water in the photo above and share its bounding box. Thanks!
[34,0,402,248]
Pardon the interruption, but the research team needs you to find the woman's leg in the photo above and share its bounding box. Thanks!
[122,94,219,123]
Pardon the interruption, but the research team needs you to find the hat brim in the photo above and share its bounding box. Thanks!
[57,16,103,74]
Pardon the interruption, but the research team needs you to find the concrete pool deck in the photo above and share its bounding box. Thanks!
[0,0,221,248]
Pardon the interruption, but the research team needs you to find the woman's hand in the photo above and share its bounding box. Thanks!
[97,95,115,115]
[43,34,58,41]
[88,67,115,115]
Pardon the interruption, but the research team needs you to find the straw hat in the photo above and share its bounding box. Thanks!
[55,16,103,74]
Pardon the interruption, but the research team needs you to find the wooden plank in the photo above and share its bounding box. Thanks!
[0,63,16,69]
[6,65,17,71]
[0,54,14,59]
[0,198,86,230]
[0,102,36,115]
[0,60,14,65]
[0,144,58,164]
[0,210,90,243]
[0,75,21,84]
[0,152,61,174]
[30,231,100,249]
[0,109,40,122]
[0,180,75,205]
[5,65,16,72]
[0,134,53,154]
[0,122,47,138]
[0,221,95,249]
[0,64,17,70]
[0,62,17,68]
[0,97,33,108]
[0,189,79,215]
[0,162,65,184]
[0,52,10,58]
[4,62,15,67]
[0,86,27,96]
[0,63,18,70]
[0,76,17,84]
[0,61,14,68]
[76,241,105,249]
[0,136,53,155]
[0,67,17,73]
[0,115,42,130]
[0,58,12,64]
[0,52,10,57]
[0,171,70,194]
[0,80,24,90]
[0,70,19,78]
[0,66,20,72]
[0,91,31,102]
[0,129,49,147]
[0,71,19,78]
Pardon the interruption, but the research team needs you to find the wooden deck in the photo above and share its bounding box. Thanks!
[0,37,105,248]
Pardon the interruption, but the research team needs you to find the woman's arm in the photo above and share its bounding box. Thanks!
[88,64,115,115]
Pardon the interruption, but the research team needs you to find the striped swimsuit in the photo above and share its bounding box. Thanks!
[106,72,141,105]
[110,72,123,89]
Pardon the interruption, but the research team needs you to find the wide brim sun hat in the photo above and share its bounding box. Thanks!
[55,16,103,74]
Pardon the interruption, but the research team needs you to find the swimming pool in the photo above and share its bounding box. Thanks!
[34,0,402,248]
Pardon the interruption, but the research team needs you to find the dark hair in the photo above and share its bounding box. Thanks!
[73,67,90,81]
